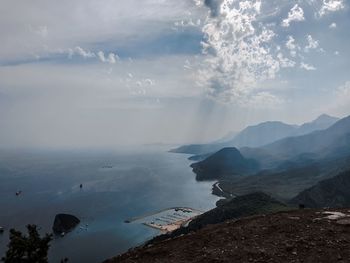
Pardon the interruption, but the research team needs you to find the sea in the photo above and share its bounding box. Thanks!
[0,146,218,263]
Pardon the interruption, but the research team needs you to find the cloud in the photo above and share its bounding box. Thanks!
[286,36,297,50]
[304,35,319,52]
[144,79,154,85]
[319,0,345,17]
[184,59,192,70]
[97,51,119,64]
[0,0,201,63]
[285,36,299,57]
[174,18,201,29]
[248,91,284,109]
[193,0,202,6]
[336,81,350,99]
[331,81,350,113]
[33,25,49,38]
[277,53,296,68]
[197,0,291,105]
[68,47,119,64]
[329,22,337,28]
[281,4,305,27]
[300,62,316,71]
[70,46,96,58]
[337,81,350,93]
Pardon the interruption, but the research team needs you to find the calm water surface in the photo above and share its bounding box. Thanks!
[0,146,218,263]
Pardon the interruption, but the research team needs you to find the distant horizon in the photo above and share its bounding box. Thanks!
[0,112,347,149]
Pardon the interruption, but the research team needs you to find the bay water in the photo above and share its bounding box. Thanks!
[0,146,218,262]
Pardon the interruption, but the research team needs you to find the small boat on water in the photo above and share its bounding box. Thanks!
[0,226,4,233]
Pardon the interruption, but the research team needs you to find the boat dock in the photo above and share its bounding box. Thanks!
[125,207,203,232]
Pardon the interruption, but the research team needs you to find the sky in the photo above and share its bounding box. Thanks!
[0,0,349,148]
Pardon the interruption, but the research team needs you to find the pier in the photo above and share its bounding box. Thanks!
[125,207,203,232]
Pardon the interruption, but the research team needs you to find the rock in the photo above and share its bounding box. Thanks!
[336,219,350,226]
[285,244,294,252]
[52,214,80,234]
[288,216,300,220]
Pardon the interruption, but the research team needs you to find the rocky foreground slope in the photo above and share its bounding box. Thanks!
[147,192,289,244]
[105,208,350,263]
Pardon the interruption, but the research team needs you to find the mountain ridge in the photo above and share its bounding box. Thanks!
[291,169,350,208]
[261,115,350,159]
[170,114,339,155]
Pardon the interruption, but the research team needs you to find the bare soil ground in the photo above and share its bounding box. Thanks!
[105,208,350,263]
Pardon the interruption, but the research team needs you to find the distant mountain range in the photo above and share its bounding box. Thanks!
[189,114,350,201]
[170,114,339,155]
[261,115,350,159]
[211,130,239,144]
[297,114,340,135]
[227,121,298,148]
[230,114,339,148]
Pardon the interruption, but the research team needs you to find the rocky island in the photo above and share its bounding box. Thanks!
[52,214,80,235]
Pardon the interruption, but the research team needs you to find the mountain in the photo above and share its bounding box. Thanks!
[106,207,350,263]
[262,115,350,159]
[222,114,339,149]
[180,192,288,231]
[212,130,239,144]
[213,154,350,201]
[227,121,298,148]
[190,147,260,180]
[169,122,298,154]
[170,114,339,155]
[291,170,350,208]
[297,114,339,135]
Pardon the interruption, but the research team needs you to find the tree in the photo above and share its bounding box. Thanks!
[1,225,52,263]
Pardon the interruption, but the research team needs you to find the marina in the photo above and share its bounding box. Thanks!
[125,207,204,232]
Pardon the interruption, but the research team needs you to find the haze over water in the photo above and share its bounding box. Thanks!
[0,146,218,263]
